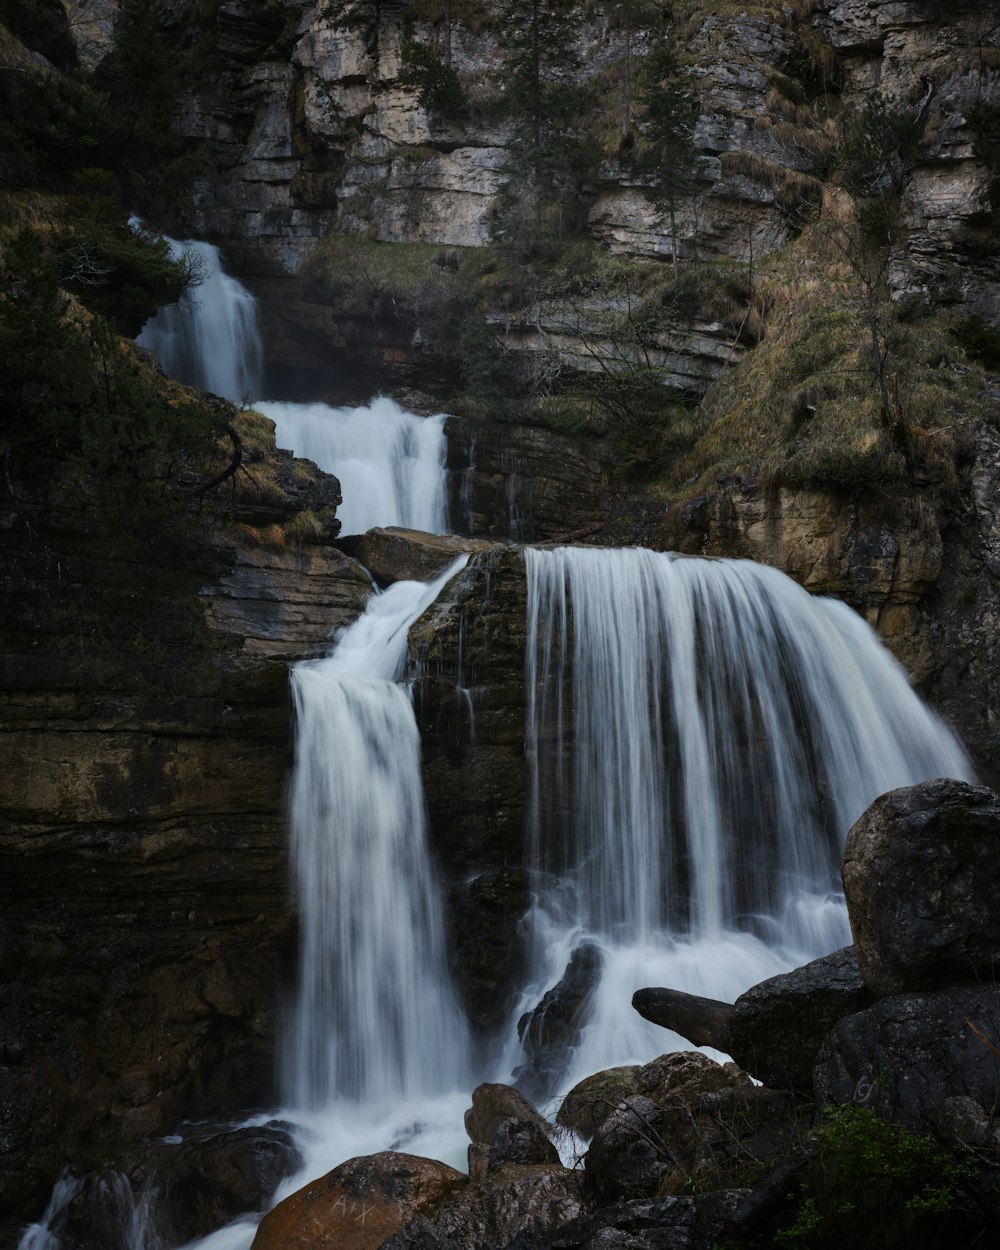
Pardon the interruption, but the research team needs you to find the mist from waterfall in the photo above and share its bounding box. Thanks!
[517,546,974,1083]
[256,398,449,536]
[136,237,263,403]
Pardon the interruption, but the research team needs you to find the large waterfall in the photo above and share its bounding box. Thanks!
[24,236,976,1250]
[517,546,973,1084]
[136,237,263,403]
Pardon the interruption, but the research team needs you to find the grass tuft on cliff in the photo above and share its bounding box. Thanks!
[669,231,993,500]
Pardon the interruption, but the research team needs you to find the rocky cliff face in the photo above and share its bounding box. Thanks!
[0,424,371,1233]
[167,0,998,359]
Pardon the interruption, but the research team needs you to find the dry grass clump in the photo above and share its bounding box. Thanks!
[719,150,822,215]
[668,239,991,499]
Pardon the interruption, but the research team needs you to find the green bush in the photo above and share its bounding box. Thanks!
[0,227,225,549]
[772,1105,975,1250]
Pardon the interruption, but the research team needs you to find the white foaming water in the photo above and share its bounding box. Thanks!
[256,398,449,535]
[286,558,471,1111]
[136,237,263,403]
[518,546,973,1099]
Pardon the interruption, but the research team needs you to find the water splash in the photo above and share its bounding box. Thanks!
[257,398,448,536]
[136,237,263,403]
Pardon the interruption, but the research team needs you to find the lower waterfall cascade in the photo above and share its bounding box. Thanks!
[514,546,974,1086]
[286,558,472,1114]
[19,236,978,1250]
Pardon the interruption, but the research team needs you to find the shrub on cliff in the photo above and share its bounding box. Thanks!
[772,1105,978,1250]
[0,227,226,548]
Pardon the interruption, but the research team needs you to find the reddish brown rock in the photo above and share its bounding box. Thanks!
[251,1153,467,1250]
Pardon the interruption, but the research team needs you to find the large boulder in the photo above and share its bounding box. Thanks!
[465,1083,550,1145]
[584,1095,679,1202]
[632,949,868,1094]
[557,1066,641,1140]
[720,947,869,1091]
[159,1122,301,1243]
[813,984,1000,1130]
[495,1192,750,1250]
[250,1153,466,1250]
[842,779,1000,997]
[385,1162,585,1250]
[465,1083,559,1182]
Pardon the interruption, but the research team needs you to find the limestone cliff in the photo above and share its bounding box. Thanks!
[162,0,998,380]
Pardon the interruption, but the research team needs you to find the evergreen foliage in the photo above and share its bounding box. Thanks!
[89,0,203,216]
[0,227,225,547]
[635,35,699,271]
[492,0,595,253]
[400,37,467,118]
[772,1105,976,1250]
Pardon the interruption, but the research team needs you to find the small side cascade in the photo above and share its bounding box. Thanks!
[136,236,263,403]
[257,397,449,536]
[286,558,472,1112]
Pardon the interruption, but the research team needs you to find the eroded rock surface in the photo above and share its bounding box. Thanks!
[842,779,1000,996]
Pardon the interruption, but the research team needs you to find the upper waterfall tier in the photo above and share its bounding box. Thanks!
[136,236,263,403]
[257,398,449,536]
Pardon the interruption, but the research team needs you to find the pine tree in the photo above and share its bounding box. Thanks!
[636,36,699,274]
[496,0,593,251]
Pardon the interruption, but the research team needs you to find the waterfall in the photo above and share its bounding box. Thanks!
[286,558,471,1112]
[136,237,263,403]
[256,398,449,536]
[520,546,973,1081]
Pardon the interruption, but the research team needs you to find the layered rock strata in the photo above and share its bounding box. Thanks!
[0,439,371,1234]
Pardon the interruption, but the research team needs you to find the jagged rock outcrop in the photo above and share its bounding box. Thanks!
[347,526,501,585]
[514,943,604,1104]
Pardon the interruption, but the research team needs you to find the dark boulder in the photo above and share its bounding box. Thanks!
[584,1095,678,1202]
[159,1122,301,1242]
[468,1120,560,1184]
[514,942,603,1102]
[720,947,868,1092]
[399,1162,585,1250]
[465,1083,550,1145]
[813,984,1000,1130]
[842,779,1000,996]
[500,1191,749,1250]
